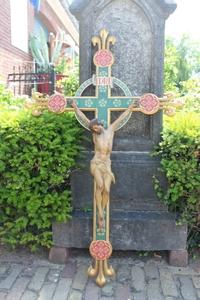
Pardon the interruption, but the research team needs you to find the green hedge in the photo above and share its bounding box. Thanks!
[154,112,200,249]
[0,108,84,251]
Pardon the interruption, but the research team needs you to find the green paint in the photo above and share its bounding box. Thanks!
[66,66,134,129]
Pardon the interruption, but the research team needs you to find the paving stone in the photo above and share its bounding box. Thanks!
[99,298,114,300]
[47,269,60,283]
[68,290,82,300]
[159,268,179,297]
[76,257,90,266]
[167,266,197,276]
[61,261,77,278]
[0,292,7,300]
[119,258,132,266]
[72,265,88,291]
[131,266,145,292]
[117,265,130,283]
[6,277,30,300]
[0,265,23,289]
[20,290,37,300]
[147,280,164,300]
[21,267,36,278]
[33,258,64,269]
[134,260,145,268]
[144,262,159,280]
[179,276,197,300]
[101,283,114,297]
[165,297,176,300]
[38,282,57,300]
[28,267,49,291]
[197,289,200,299]
[84,281,100,300]
[115,283,132,300]
[133,291,147,300]
[53,278,72,300]
[0,267,7,275]
[127,257,135,265]
[192,276,200,289]
[149,259,166,268]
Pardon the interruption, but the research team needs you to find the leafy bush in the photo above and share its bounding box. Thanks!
[0,83,26,108]
[55,57,69,74]
[57,74,79,97]
[0,108,84,251]
[153,112,200,249]
[0,83,14,105]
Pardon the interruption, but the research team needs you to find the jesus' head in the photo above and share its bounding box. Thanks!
[89,118,104,134]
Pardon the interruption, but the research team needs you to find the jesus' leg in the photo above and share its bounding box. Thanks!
[93,169,104,229]
[102,174,112,210]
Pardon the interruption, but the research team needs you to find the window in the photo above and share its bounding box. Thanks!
[10,0,28,52]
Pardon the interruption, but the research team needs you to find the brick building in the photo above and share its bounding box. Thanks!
[0,0,79,85]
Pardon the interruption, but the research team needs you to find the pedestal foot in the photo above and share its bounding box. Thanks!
[88,260,99,277]
[49,246,69,264]
[96,260,106,287]
[169,250,188,267]
[88,259,115,287]
[103,259,115,277]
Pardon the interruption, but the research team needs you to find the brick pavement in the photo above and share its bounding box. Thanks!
[0,247,199,300]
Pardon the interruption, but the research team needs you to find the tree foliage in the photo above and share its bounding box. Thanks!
[164,35,200,94]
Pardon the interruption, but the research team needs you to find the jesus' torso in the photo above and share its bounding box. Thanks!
[92,127,114,161]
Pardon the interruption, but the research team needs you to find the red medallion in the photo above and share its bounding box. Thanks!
[139,93,160,115]
[48,94,66,113]
[90,240,112,260]
[94,50,114,67]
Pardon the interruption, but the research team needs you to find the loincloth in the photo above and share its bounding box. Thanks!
[90,158,115,182]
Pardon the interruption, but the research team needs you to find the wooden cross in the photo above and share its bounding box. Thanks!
[28,29,180,287]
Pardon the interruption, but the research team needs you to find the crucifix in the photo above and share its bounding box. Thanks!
[28,29,179,287]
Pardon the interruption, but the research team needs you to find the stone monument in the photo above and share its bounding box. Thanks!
[50,0,188,267]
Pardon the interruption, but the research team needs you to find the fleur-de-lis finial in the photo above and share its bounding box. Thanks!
[92,29,116,51]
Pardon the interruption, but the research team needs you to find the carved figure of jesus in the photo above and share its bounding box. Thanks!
[72,101,134,229]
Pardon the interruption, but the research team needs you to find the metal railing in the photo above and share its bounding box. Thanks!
[7,64,55,96]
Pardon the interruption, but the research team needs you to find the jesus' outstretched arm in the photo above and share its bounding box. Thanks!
[71,100,90,130]
[109,102,134,131]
